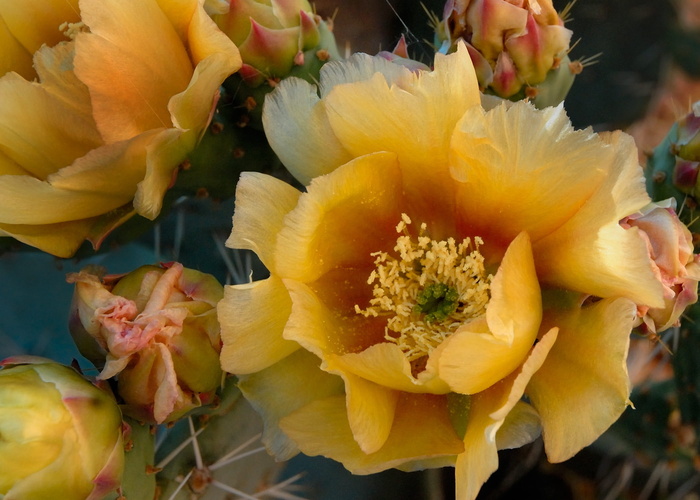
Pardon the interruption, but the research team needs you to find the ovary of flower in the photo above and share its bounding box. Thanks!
[356,214,493,363]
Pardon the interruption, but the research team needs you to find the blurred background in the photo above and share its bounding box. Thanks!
[3,0,700,498]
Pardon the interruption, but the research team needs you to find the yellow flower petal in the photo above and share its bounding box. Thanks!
[451,102,608,252]
[0,218,95,258]
[342,373,399,454]
[526,296,635,463]
[74,0,193,142]
[533,131,664,308]
[284,280,385,358]
[324,43,480,172]
[238,349,344,460]
[0,0,79,62]
[280,393,464,474]
[219,276,298,375]
[0,15,33,79]
[275,152,404,282]
[326,343,451,395]
[495,401,541,451]
[168,4,241,131]
[456,327,557,500]
[438,232,541,394]
[0,70,101,180]
[262,77,354,185]
[228,172,301,270]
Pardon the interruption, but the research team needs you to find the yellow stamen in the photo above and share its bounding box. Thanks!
[356,214,493,362]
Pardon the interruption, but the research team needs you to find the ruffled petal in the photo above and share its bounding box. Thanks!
[219,276,298,374]
[74,0,193,142]
[237,349,344,460]
[438,232,541,394]
[275,152,404,282]
[533,131,664,307]
[456,327,557,500]
[280,393,463,474]
[228,172,301,270]
[526,296,635,463]
[451,102,608,253]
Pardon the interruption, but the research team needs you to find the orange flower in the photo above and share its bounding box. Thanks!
[0,0,240,257]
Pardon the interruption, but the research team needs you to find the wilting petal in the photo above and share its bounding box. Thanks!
[238,349,344,460]
[280,393,464,474]
[526,296,635,462]
[228,172,301,270]
[219,276,298,374]
[438,232,541,394]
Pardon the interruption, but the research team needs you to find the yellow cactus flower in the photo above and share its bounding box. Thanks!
[219,44,673,499]
[0,0,240,257]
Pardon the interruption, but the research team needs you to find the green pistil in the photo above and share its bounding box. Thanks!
[414,283,460,323]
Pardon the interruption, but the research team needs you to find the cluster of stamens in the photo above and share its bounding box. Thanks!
[355,214,493,363]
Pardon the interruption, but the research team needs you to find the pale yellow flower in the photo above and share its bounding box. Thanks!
[219,45,668,499]
[0,0,240,257]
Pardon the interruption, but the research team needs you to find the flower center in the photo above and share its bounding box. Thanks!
[356,214,493,363]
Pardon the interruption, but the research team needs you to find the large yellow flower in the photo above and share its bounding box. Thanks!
[0,0,240,257]
[219,44,667,499]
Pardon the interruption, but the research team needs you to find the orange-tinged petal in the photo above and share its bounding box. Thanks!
[168,3,240,131]
[326,343,451,395]
[438,232,541,394]
[74,0,193,142]
[533,131,664,308]
[280,393,463,474]
[228,172,301,271]
[322,44,479,224]
[456,327,557,500]
[262,77,354,185]
[526,297,635,463]
[342,372,399,454]
[219,276,298,375]
[238,349,344,460]
[275,152,404,282]
[451,102,607,250]
[283,280,385,358]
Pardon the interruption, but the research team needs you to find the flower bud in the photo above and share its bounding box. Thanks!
[436,0,574,105]
[211,0,339,86]
[621,200,700,333]
[68,262,224,424]
[0,357,124,500]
